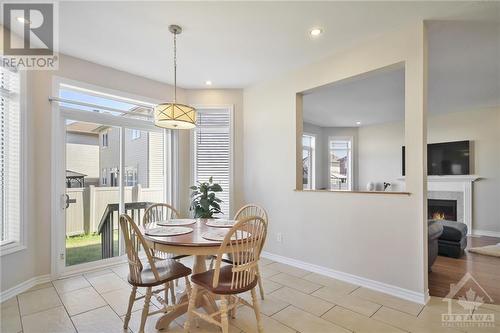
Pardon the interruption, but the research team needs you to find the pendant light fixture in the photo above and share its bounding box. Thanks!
[153,25,196,129]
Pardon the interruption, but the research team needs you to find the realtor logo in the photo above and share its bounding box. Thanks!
[2,2,58,69]
[441,272,495,328]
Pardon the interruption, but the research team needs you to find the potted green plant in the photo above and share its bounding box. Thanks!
[189,177,223,218]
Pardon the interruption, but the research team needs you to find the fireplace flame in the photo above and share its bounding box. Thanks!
[432,212,446,220]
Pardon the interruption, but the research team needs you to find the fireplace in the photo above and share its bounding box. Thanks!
[428,199,457,221]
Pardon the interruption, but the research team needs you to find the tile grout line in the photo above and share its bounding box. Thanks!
[263,304,306,333]
[15,295,24,333]
[51,282,79,333]
[368,304,383,318]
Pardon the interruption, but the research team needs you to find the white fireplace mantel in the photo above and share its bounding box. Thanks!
[397,175,481,182]
[398,175,481,235]
[427,175,481,182]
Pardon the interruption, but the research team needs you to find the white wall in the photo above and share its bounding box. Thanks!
[243,23,428,300]
[358,122,406,192]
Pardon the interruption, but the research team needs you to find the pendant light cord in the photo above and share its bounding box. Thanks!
[173,31,177,103]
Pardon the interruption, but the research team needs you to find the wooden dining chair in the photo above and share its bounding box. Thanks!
[120,214,192,333]
[184,216,268,333]
[209,203,268,299]
[143,203,189,260]
[143,203,188,303]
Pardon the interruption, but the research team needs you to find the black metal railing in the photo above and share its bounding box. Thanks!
[97,202,154,259]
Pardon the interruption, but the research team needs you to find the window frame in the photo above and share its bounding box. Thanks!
[50,76,179,276]
[131,129,141,140]
[190,105,234,217]
[101,132,109,148]
[328,136,354,191]
[302,133,316,190]
[1,68,27,256]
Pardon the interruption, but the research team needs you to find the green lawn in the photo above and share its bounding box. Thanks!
[66,231,119,266]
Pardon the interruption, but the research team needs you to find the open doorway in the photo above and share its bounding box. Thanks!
[426,21,500,304]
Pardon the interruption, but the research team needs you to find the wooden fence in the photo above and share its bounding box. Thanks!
[65,185,163,236]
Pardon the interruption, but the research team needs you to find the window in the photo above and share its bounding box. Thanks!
[101,168,107,185]
[102,132,109,147]
[131,129,141,140]
[302,134,315,190]
[1,65,23,251]
[124,167,138,186]
[329,137,353,191]
[193,108,232,216]
[110,168,119,187]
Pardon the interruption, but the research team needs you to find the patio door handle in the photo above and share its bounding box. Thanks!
[63,194,76,209]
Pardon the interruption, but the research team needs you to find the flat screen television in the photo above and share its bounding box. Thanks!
[402,140,470,176]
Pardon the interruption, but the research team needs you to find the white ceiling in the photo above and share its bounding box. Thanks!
[303,20,500,128]
[303,65,405,127]
[54,1,495,89]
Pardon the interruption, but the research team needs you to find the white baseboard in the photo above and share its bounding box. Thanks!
[0,274,51,303]
[262,251,428,305]
[472,229,500,238]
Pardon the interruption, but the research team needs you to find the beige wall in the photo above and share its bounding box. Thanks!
[243,23,428,298]
[0,53,243,292]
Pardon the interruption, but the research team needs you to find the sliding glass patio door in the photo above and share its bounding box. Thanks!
[54,82,172,274]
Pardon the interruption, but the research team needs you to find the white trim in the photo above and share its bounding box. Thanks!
[261,251,427,305]
[59,255,128,278]
[0,275,51,303]
[472,229,500,238]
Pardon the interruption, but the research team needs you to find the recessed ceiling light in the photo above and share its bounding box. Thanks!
[310,28,323,37]
[356,121,361,125]
[16,17,30,24]
[205,80,212,86]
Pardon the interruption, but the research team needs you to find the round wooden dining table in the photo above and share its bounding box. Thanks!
[142,218,226,331]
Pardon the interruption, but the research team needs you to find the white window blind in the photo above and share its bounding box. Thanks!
[1,65,21,245]
[193,109,232,216]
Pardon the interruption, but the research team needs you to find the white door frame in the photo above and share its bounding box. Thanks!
[50,76,176,278]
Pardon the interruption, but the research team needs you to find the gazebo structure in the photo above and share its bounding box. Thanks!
[66,169,87,188]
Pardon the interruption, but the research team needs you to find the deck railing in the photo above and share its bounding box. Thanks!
[97,202,154,259]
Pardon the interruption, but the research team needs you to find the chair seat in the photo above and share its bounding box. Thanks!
[191,265,258,295]
[128,259,192,287]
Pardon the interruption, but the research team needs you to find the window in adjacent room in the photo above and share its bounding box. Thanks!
[302,134,316,190]
[329,137,353,191]
[193,108,233,216]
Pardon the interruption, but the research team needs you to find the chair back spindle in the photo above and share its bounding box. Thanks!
[143,203,180,225]
[120,214,160,284]
[212,216,267,290]
[234,204,268,256]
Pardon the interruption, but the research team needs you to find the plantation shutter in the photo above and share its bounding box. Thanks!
[1,65,21,244]
[194,109,231,216]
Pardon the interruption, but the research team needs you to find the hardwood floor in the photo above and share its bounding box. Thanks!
[429,235,500,304]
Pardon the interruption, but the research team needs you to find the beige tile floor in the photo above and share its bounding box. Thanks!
[1,257,499,333]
